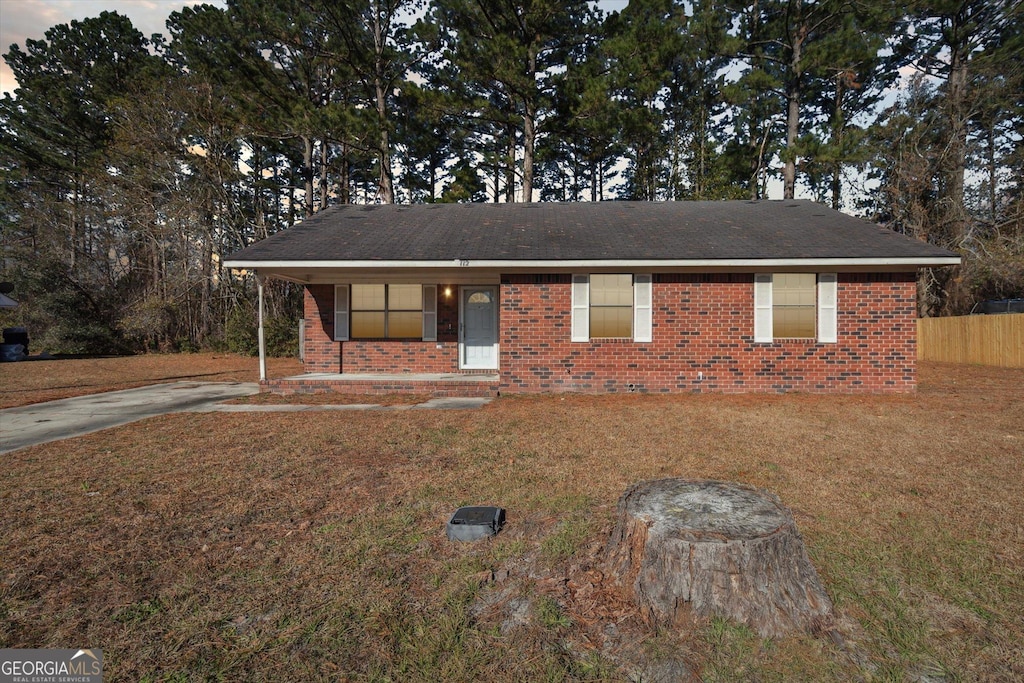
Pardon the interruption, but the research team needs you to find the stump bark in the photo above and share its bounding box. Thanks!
[604,479,833,638]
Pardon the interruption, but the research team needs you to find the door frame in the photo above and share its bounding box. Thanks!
[458,285,499,370]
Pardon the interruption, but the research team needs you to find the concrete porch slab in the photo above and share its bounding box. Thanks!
[291,372,499,382]
[261,372,501,398]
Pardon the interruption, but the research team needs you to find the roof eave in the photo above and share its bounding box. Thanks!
[223,256,962,271]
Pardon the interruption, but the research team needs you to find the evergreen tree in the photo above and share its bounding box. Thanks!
[0,12,160,352]
[602,0,685,200]
[427,0,591,201]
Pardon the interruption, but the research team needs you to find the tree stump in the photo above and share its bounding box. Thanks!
[604,479,833,638]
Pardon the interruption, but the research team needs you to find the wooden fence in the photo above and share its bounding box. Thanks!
[917,314,1024,367]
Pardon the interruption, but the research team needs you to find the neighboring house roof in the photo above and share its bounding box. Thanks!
[224,200,960,273]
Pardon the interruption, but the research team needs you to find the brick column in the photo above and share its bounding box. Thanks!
[303,285,341,373]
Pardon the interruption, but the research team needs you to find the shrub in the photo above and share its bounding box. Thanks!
[264,314,299,357]
[224,306,298,357]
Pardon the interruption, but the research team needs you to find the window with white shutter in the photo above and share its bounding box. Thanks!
[571,274,590,342]
[334,284,350,341]
[817,273,837,343]
[753,274,838,344]
[422,285,437,341]
[633,274,652,343]
[753,274,773,343]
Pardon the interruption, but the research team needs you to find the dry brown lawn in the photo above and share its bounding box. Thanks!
[1,359,1022,681]
[0,353,304,408]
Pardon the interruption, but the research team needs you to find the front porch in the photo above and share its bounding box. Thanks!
[261,372,501,398]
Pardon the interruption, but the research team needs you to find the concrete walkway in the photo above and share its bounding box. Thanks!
[0,382,259,454]
[1,383,493,454]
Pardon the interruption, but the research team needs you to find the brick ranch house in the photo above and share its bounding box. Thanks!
[224,200,959,395]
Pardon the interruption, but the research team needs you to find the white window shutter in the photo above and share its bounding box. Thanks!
[422,285,437,341]
[817,273,838,343]
[754,274,773,343]
[571,274,589,342]
[633,274,652,342]
[334,284,349,341]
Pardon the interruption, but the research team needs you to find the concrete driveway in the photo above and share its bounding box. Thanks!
[0,382,258,454]
[1,383,494,454]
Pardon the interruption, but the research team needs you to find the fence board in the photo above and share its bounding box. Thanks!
[918,314,1024,367]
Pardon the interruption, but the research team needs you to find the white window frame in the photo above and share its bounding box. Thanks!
[753,273,838,344]
[335,284,438,341]
[571,274,651,343]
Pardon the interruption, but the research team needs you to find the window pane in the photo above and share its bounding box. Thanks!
[388,284,421,311]
[352,311,385,337]
[351,284,384,311]
[591,306,632,337]
[773,306,815,338]
[773,273,815,305]
[773,273,816,338]
[590,274,633,306]
[387,311,422,338]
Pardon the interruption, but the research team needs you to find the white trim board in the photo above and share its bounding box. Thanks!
[225,256,961,270]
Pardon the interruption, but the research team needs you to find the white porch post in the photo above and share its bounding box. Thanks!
[257,274,267,382]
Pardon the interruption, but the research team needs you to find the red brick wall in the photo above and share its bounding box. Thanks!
[499,273,918,393]
[303,273,919,393]
[304,285,340,373]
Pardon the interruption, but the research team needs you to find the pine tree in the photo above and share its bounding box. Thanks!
[0,12,160,352]
[428,0,591,201]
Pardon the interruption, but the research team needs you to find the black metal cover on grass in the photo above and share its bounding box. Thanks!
[446,506,506,542]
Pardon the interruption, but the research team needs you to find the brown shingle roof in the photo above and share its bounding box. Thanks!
[224,200,959,264]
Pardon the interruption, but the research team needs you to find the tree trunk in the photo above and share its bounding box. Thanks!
[375,77,395,204]
[590,157,598,203]
[522,43,538,202]
[505,123,516,203]
[373,4,395,204]
[604,479,834,638]
[783,14,806,201]
[319,138,329,212]
[340,141,351,205]
[944,45,968,226]
[523,97,535,202]
[429,156,437,202]
[493,150,500,203]
[200,219,213,342]
[830,73,845,210]
[302,136,314,218]
[986,126,996,223]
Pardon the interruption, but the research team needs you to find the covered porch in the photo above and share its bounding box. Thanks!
[249,270,502,392]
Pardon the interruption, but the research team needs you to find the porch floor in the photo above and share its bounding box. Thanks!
[262,372,501,398]
[296,372,499,382]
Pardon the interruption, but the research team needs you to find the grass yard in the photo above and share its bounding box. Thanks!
[1,359,1022,681]
[0,353,304,408]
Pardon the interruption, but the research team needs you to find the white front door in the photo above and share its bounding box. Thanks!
[460,286,499,370]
